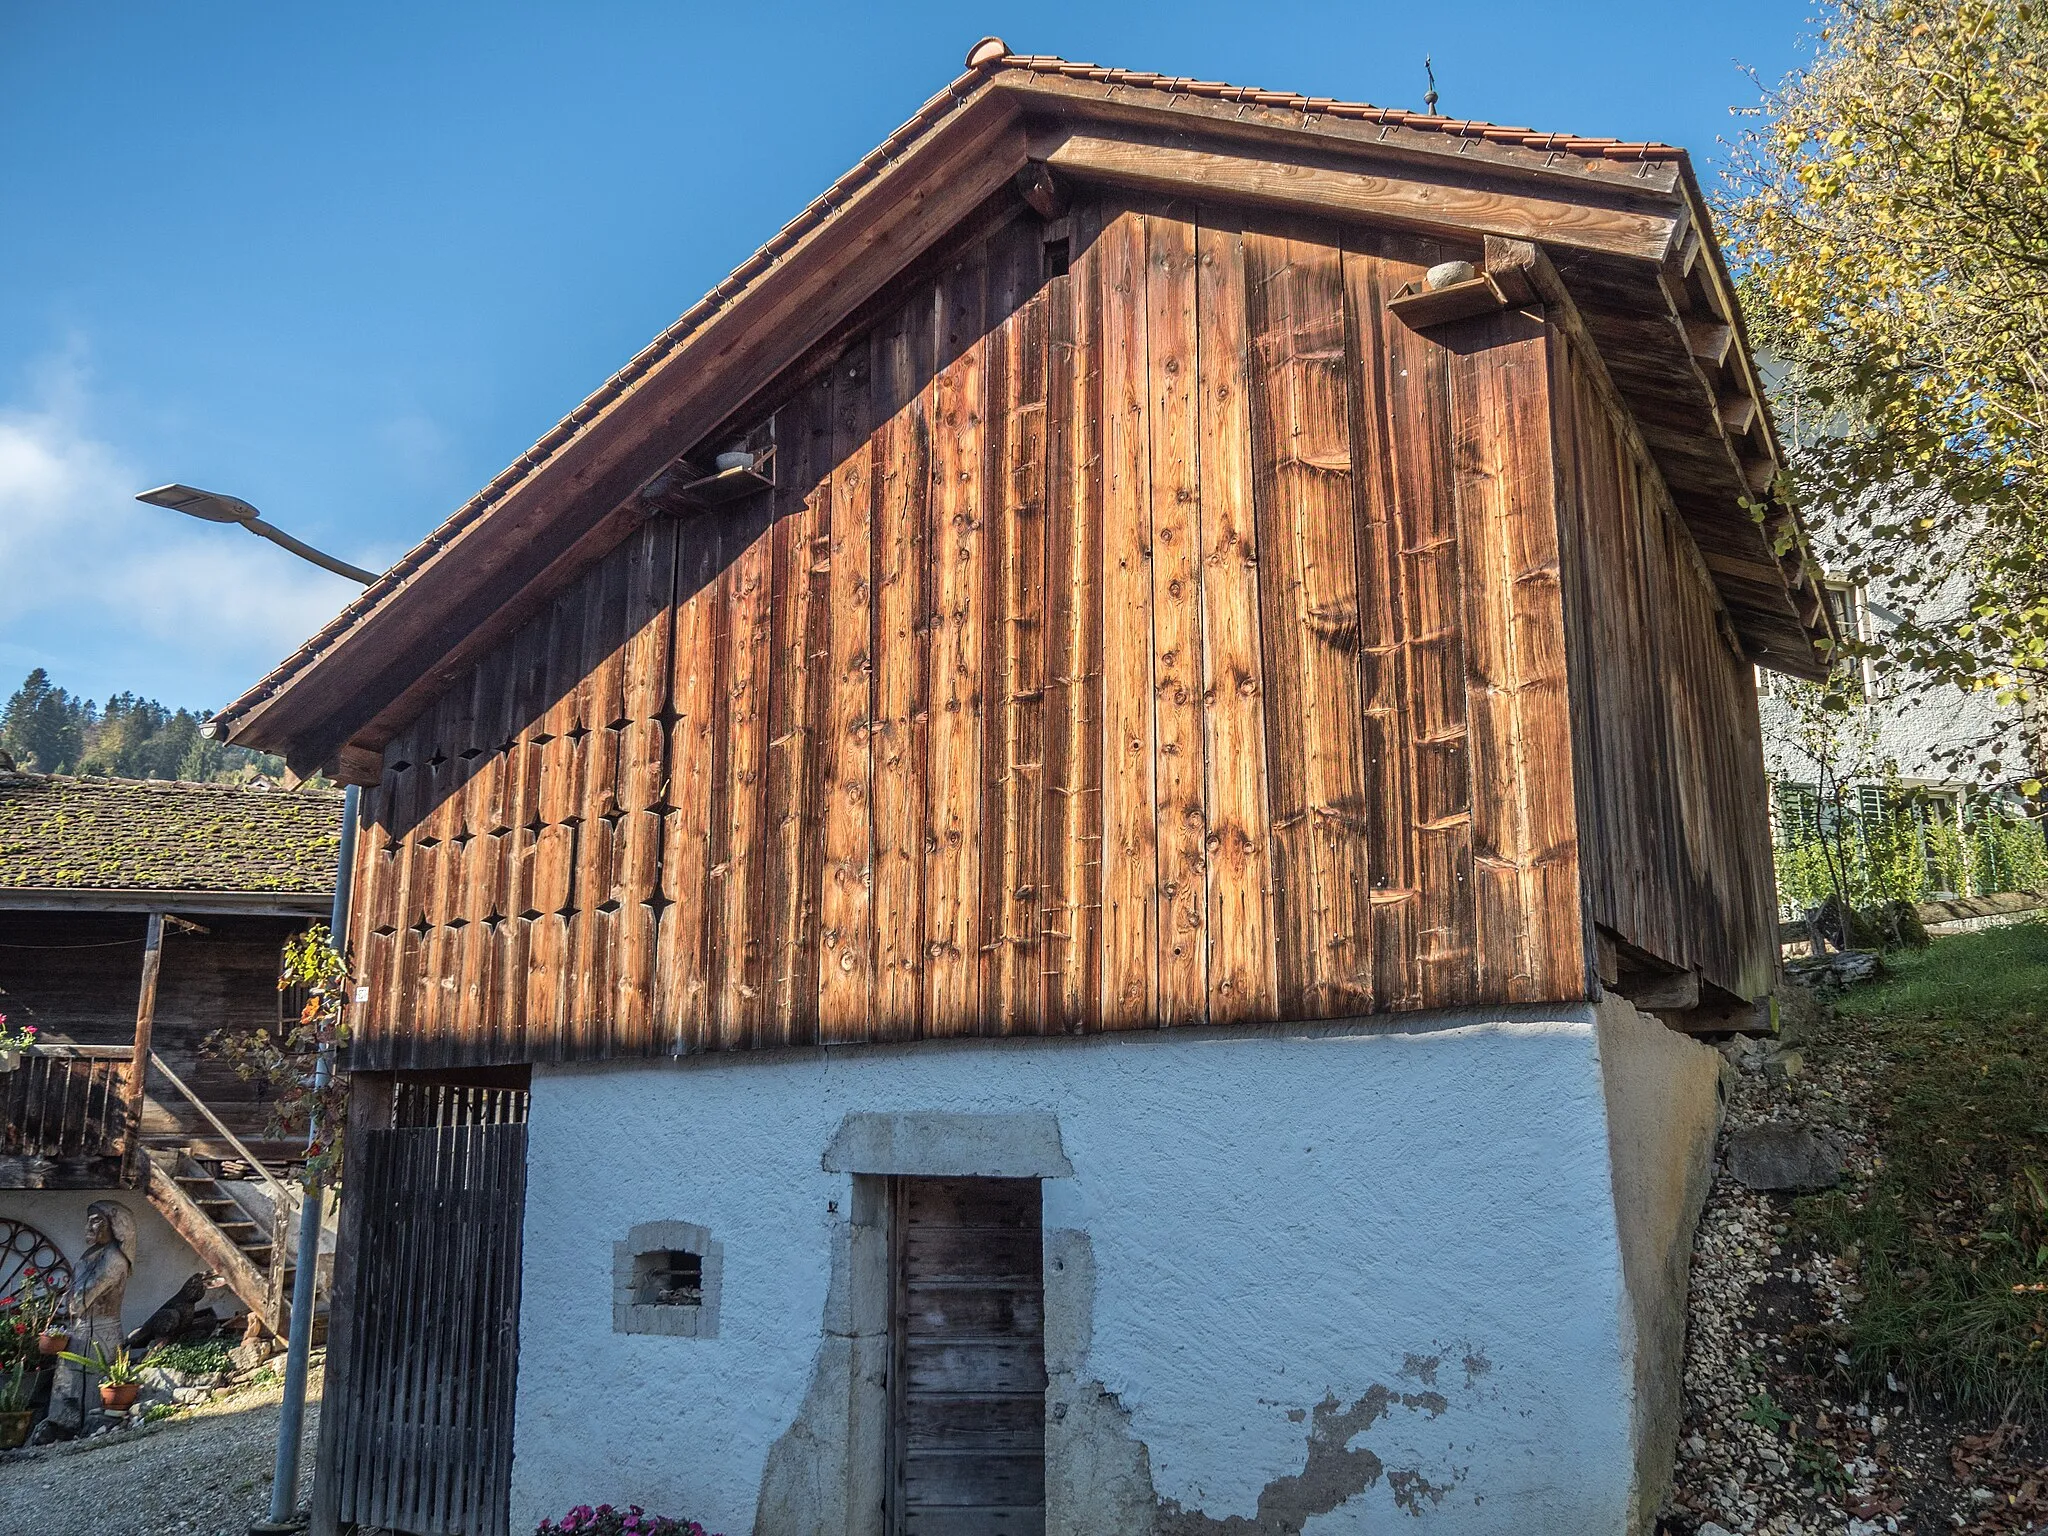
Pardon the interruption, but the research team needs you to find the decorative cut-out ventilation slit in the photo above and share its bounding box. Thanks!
[459,746,486,761]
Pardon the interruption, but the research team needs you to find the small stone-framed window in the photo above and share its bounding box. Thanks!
[614,1220,722,1338]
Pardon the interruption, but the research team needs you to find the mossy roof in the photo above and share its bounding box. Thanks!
[0,772,342,894]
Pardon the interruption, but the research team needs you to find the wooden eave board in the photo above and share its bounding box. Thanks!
[1550,254,1828,676]
[1024,119,1685,263]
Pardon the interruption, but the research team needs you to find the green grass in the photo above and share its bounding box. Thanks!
[140,1339,230,1377]
[1799,921,2048,1422]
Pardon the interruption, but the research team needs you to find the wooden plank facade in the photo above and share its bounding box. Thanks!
[0,910,318,1166]
[339,193,1774,1072]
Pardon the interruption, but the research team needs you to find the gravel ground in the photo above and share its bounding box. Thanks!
[0,1361,321,1536]
[1661,995,2046,1535]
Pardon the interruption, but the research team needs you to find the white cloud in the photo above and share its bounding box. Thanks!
[0,343,370,711]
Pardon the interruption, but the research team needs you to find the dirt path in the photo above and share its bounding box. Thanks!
[0,1363,321,1536]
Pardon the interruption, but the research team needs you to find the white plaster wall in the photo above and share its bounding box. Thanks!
[0,1189,215,1334]
[512,1010,1649,1535]
[1594,992,1725,1534]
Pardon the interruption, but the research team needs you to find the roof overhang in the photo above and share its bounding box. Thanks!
[217,50,1836,781]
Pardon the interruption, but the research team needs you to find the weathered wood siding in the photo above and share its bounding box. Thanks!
[347,196,1603,1070]
[1551,335,1778,1001]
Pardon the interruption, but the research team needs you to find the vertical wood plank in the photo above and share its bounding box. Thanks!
[764,389,827,1045]
[718,503,775,1048]
[657,515,727,1051]
[1379,237,1477,1008]
[1245,224,1374,1019]
[1449,307,1583,1002]
[872,287,936,1040]
[1195,209,1277,1025]
[1341,238,1422,1010]
[1147,207,1210,1026]
[986,233,1052,1033]
[613,519,677,1054]
[1041,202,1104,1035]
[925,245,988,1037]
[821,340,879,1041]
[1097,206,1158,1029]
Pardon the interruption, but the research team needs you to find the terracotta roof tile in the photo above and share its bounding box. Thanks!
[994,53,1684,161]
[0,774,342,896]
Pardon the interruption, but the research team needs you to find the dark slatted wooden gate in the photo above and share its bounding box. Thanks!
[890,1177,1046,1535]
[314,1083,528,1536]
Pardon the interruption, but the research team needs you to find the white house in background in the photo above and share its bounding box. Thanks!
[1761,565,2047,908]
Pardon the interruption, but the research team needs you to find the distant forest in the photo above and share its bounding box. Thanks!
[0,668,286,783]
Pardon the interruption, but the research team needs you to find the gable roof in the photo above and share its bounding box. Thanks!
[216,40,1835,780]
[0,773,340,912]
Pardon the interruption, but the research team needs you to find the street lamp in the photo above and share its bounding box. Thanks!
[138,484,368,1534]
[135,483,378,585]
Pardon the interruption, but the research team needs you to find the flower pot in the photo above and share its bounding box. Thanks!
[0,1049,19,1073]
[99,1382,139,1410]
[0,1409,30,1449]
[36,1332,68,1357]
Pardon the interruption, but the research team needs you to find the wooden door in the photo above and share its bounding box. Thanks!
[890,1177,1046,1534]
[312,1085,528,1536]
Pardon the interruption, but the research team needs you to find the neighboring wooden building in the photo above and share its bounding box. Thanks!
[0,772,340,1338]
[217,42,1836,1536]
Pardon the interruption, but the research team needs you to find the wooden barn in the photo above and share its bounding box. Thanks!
[214,41,1836,1536]
[0,772,341,1343]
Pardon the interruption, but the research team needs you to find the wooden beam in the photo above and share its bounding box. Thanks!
[0,889,330,917]
[1013,160,1067,219]
[1620,967,1701,1013]
[1036,128,1682,261]
[145,1159,277,1333]
[333,743,382,787]
[122,911,163,1186]
[1718,393,1759,437]
[1684,318,1734,367]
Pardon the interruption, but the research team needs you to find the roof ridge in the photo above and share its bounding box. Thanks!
[992,50,1684,159]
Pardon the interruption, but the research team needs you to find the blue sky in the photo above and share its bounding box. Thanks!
[0,1,1813,714]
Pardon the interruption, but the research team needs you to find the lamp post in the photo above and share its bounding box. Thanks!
[136,484,379,585]
[138,485,371,1533]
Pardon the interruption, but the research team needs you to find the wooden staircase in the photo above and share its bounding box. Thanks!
[145,1153,302,1338]
[136,1053,323,1341]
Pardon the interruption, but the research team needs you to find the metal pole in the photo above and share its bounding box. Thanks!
[262,780,358,1530]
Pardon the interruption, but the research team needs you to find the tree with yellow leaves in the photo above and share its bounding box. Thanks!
[1723,0,2048,794]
